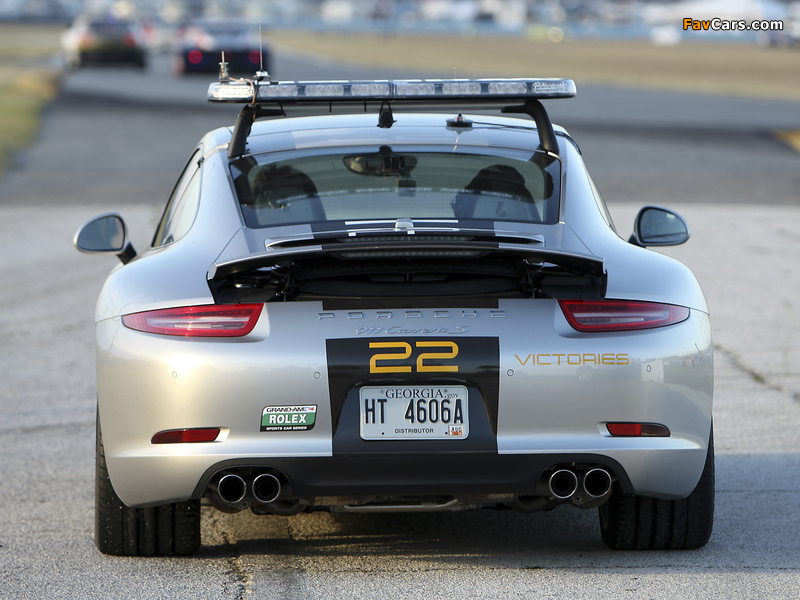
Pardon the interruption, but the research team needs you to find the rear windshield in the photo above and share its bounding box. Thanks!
[230,145,560,228]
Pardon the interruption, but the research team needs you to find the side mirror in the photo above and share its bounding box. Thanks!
[73,213,136,264]
[628,206,690,247]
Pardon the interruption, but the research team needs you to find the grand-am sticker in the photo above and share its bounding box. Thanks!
[261,405,317,432]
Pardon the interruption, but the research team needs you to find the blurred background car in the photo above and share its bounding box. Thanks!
[62,14,147,69]
[175,18,270,76]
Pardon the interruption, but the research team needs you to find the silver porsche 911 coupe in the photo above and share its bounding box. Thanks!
[75,71,713,556]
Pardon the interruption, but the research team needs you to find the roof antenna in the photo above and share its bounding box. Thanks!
[446,113,473,128]
[447,66,471,127]
[218,50,229,82]
[254,21,270,83]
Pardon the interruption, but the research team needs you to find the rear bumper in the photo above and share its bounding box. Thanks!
[79,49,145,65]
[96,300,712,507]
[106,433,708,508]
[193,452,636,499]
[179,50,265,73]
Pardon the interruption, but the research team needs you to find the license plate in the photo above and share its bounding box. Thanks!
[359,385,469,440]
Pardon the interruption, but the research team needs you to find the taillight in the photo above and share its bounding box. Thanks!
[187,49,203,64]
[559,300,689,332]
[152,428,221,444]
[122,304,262,337]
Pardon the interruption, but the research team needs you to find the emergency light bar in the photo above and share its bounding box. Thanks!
[208,77,576,104]
[209,76,576,158]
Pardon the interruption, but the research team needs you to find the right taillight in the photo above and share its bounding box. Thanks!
[559,300,689,332]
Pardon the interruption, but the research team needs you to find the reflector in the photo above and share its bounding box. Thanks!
[151,428,221,444]
[606,423,671,437]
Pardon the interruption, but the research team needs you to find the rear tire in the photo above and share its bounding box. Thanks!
[95,416,201,556]
[599,429,714,550]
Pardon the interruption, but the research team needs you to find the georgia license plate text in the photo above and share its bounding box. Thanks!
[359,385,469,440]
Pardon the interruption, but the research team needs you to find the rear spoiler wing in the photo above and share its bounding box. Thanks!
[207,226,604,282]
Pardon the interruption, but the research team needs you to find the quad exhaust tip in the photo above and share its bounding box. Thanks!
[252,473,282,504]
[547,468,613,501]
[207,473,248,513]
[207,471,284,512]
[548,469,579,499]
[583,468,613,498]
[216,473,247,504]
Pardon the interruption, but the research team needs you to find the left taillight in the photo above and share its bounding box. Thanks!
[559,300,689,332]
[122,304,263,337]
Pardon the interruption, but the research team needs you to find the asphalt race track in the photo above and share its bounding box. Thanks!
[1,49,799,599]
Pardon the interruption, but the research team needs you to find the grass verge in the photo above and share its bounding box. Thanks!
[0,24,63,177]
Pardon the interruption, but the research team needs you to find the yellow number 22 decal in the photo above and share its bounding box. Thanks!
[369,341,459,373]
[369,342,412,373]
[415,341,459,372]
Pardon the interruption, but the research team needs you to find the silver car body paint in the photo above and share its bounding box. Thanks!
[90,112,712,508]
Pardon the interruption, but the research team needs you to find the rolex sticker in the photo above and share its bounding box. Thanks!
[261,405,317,432]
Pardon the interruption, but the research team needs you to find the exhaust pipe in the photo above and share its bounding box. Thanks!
[252,473,282,504]
[548,469,579,499]
[207,473,248,513]
[216,473,247,503]
[582,468,613,498]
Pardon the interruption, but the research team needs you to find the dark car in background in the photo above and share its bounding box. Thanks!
[175,18,270,75]
[62,14,147,69]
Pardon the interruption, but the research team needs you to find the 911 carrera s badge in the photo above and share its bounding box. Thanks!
[261,405,317,432]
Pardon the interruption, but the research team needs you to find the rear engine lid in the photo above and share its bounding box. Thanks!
[207,221,606,304]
